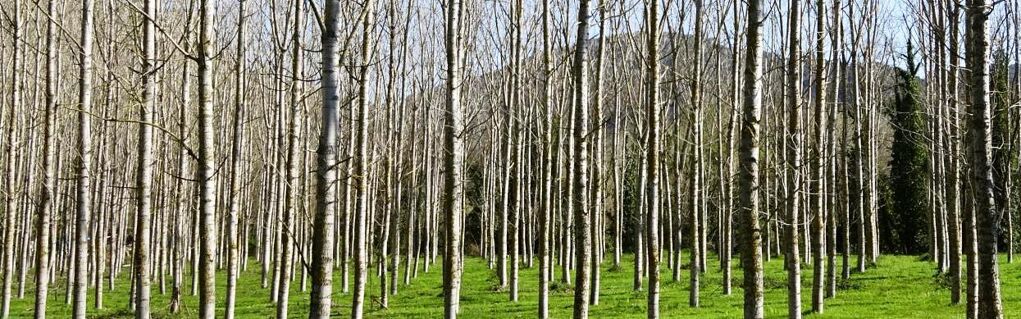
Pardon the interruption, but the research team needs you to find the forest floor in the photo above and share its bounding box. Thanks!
[8,253,1021,318]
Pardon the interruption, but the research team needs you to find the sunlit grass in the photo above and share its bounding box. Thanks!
[9,253,1020,318]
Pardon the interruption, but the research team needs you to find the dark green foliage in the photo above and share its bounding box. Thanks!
[885,41,929,254]
[932,270,957,290]
[877,173,898,253]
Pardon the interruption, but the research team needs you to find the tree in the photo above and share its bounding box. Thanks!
[508,0,522,302]
[722,0,743,297]
[848,1,867,274]
[275,0,304,315]
[810,0,828,311]
[73,0,95,317]
[991,50,1013,264]
[538,0,554,316]
[964,0,1003,317]
[827,0,843,297]
[688,0,704,308]
[888,41,928,255]
[590,0,609,305]
[442,0,465,317]
[739,0,767,316]
[946,1,963,306]
[133,0,157,316]
[645,0,661,317]
[572,0,593,317]
[784,0,803,317]
[224,1,248,318]
[309,0,342,317]
[352,1,376,318]
[196,0,220,315]
[0,0,22,317]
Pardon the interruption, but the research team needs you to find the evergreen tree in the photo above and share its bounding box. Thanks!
[887,40,929,254]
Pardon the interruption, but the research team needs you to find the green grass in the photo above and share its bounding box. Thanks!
[9,253,1021,318]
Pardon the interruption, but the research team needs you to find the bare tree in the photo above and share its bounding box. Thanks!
[352,1,376,318]
[784,1,804,317]
[72,0,95,317]
[572,0,593,317]
[538,0,554,316]
[196,0,220,315]
[689,0,705,308]
[442,0,466,317]
[645,0,661,317]
[965,0,1002,317]
[739,0,767,316]
[275,0,304,315]
[946,0,963,306]
[508,0,522,301]
[0,0,22,317]
[133,0,157,316]
[224,2,248,318]
[810,0,828,312]
[309,0,342,317]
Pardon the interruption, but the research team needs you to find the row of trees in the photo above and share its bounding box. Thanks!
[0,0,1017,318]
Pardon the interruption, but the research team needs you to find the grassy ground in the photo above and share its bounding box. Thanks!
[9,253,1020,318]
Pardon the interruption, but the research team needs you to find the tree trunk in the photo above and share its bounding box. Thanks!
[590,0,608,305]
[508,0,522,301]
[811,0,827,312]
[965,1,1003,317]
[275,0,304,315]
[133,0,156,316]
[351,1,375,317]
[739,0,767,316]
[442,0,465,317]
[645,0,660,317]
[689,0,704,309]
[309,0,342,317]
[196,0,219,315]
[946,1,963,305]
[538,0,553,316]
[1,0,22,315]
[572,0,593,317]
[224,2,247,318]
[72,0,95,316]
[784,1,803,317]
[825,0,842,299]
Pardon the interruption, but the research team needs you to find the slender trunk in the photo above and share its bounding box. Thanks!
[351,1,375,317]
[538,0,553,315]
[965,1,1003,317]
[784,1,803,317]
[572,0,593,317]
[132,0,156,316]
[1,0,22,315]
[811,0,827,312]
[309,0,342,317]
[689,0,704,309]
[196,0,219,315]
[224,2,247,318]
[947,1,963,305]
[826,0,842,298]
[442,0,465,317]
[72,0,95,316]
[508,0,522,301]
[740,0,767,316]
[724,0,742,296]
[588,0,608,306]
[275,0,304,315]
[644,0,660,317]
